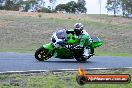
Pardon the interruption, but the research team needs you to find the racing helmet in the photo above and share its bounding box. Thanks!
[74,23,83,36]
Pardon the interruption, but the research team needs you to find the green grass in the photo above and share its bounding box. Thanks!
[96,52,132,57]
[0,69,132,88]
[0,11,132,56]
[95,49,132,57]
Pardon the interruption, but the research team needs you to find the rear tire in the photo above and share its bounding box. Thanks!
[75,55,91,62]
[35,47,52,61]
[75,57,87,62]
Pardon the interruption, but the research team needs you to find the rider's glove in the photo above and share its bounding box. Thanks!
[57,41,65,47]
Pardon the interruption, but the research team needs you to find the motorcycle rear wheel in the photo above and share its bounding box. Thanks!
[75,55,91,62]
[35,47,52,61]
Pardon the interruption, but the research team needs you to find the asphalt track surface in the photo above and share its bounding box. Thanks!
[0,52,132,72]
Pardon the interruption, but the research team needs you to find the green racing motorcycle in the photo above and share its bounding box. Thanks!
[35,30,102,62]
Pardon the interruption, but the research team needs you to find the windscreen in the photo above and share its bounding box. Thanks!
[56,30,67,39]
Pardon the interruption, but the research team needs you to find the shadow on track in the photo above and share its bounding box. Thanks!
[35,60,93,64]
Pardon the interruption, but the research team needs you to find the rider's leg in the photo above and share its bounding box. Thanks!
[83,47,89,57]
[80,34,92,57]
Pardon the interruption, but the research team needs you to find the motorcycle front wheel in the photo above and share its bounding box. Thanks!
[35,47,52,61]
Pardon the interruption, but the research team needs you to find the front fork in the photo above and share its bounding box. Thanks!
[42,43,55,56]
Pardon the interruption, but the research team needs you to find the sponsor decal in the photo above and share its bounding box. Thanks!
[76,67,131,85]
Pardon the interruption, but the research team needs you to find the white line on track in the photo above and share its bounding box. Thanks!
[0,67,132,74]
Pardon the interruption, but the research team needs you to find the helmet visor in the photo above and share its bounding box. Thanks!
[74,29,81,35]
[56,30,66,39]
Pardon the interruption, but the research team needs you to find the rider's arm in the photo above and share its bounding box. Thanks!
[79,35,89,47]
[66,29,74,35]
[79,30,92,47]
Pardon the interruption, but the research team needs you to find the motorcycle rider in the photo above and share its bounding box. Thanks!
[66,23,93,58]
[52,23,94,58]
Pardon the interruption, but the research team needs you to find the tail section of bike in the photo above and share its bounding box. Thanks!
[91,37,102,48]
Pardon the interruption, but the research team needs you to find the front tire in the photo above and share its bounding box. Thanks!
[35,47,52,61]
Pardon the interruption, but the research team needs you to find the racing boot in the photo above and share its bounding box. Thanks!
[90,48,95,56]
[83,48,89,58]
